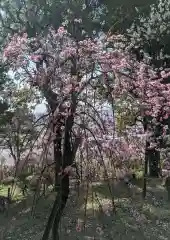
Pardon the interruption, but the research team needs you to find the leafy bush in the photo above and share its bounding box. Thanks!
[2,176,15,185]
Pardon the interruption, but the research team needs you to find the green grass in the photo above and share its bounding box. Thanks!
[0,178,170,240]
[0,184,25,201]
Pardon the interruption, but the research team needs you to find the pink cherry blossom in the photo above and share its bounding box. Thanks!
[30,55,43,62]
[3,26,170,183]
[57,26,67,36]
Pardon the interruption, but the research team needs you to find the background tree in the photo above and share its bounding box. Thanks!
[0,0,158,41]
[1,1,170,239]
[5,24,170,238]
[124,0,170,177]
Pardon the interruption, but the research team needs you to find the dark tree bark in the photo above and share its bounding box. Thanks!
[143,116,161,179]
[41,173,70,240]
[148,149,160,177]
[143,144,148,199]
[41,125,72,240]
[143,143,160,199]
[53,128,62,191]
[39,53,79,240]
[52,175,69,240]
[41,88,78,240]
[143,139,160,198]
[51,107,75,239]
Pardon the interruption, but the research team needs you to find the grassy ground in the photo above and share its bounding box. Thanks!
[0,178,170,240]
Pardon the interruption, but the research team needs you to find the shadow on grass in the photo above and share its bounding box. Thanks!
[58,179,164,240]
[69,178,170,240]
[1,178,170,240]
[0,189,55,240]
[92,178,143,199]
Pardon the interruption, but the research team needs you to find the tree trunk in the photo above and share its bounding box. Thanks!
[41,193,61,240]
[42,89,77,240]
[143,146,148,199]
[148,148,160,178]
[52,175,69,240]
[41,175,69,240]
[167,187,170,202]
[53,127,62,191]
[51,115,73,239]
[143,117,160,179]
[42,117,75,239]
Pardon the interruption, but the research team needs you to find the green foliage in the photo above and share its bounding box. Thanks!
[0,101,8,114]
[17,172,32,183]
[116,109,137,133]
[16,172,32,193]
[0,110,13,127]
[0,63,11,116]
[2,176,15,185]
[0,0,157,42]
[115,95,140,133]
[0,105,38,168]
[127,0,170,68]
[0,63,10,87]
[0,0,102,38]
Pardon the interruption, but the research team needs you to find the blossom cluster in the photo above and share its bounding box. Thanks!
[3,26,170,167]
